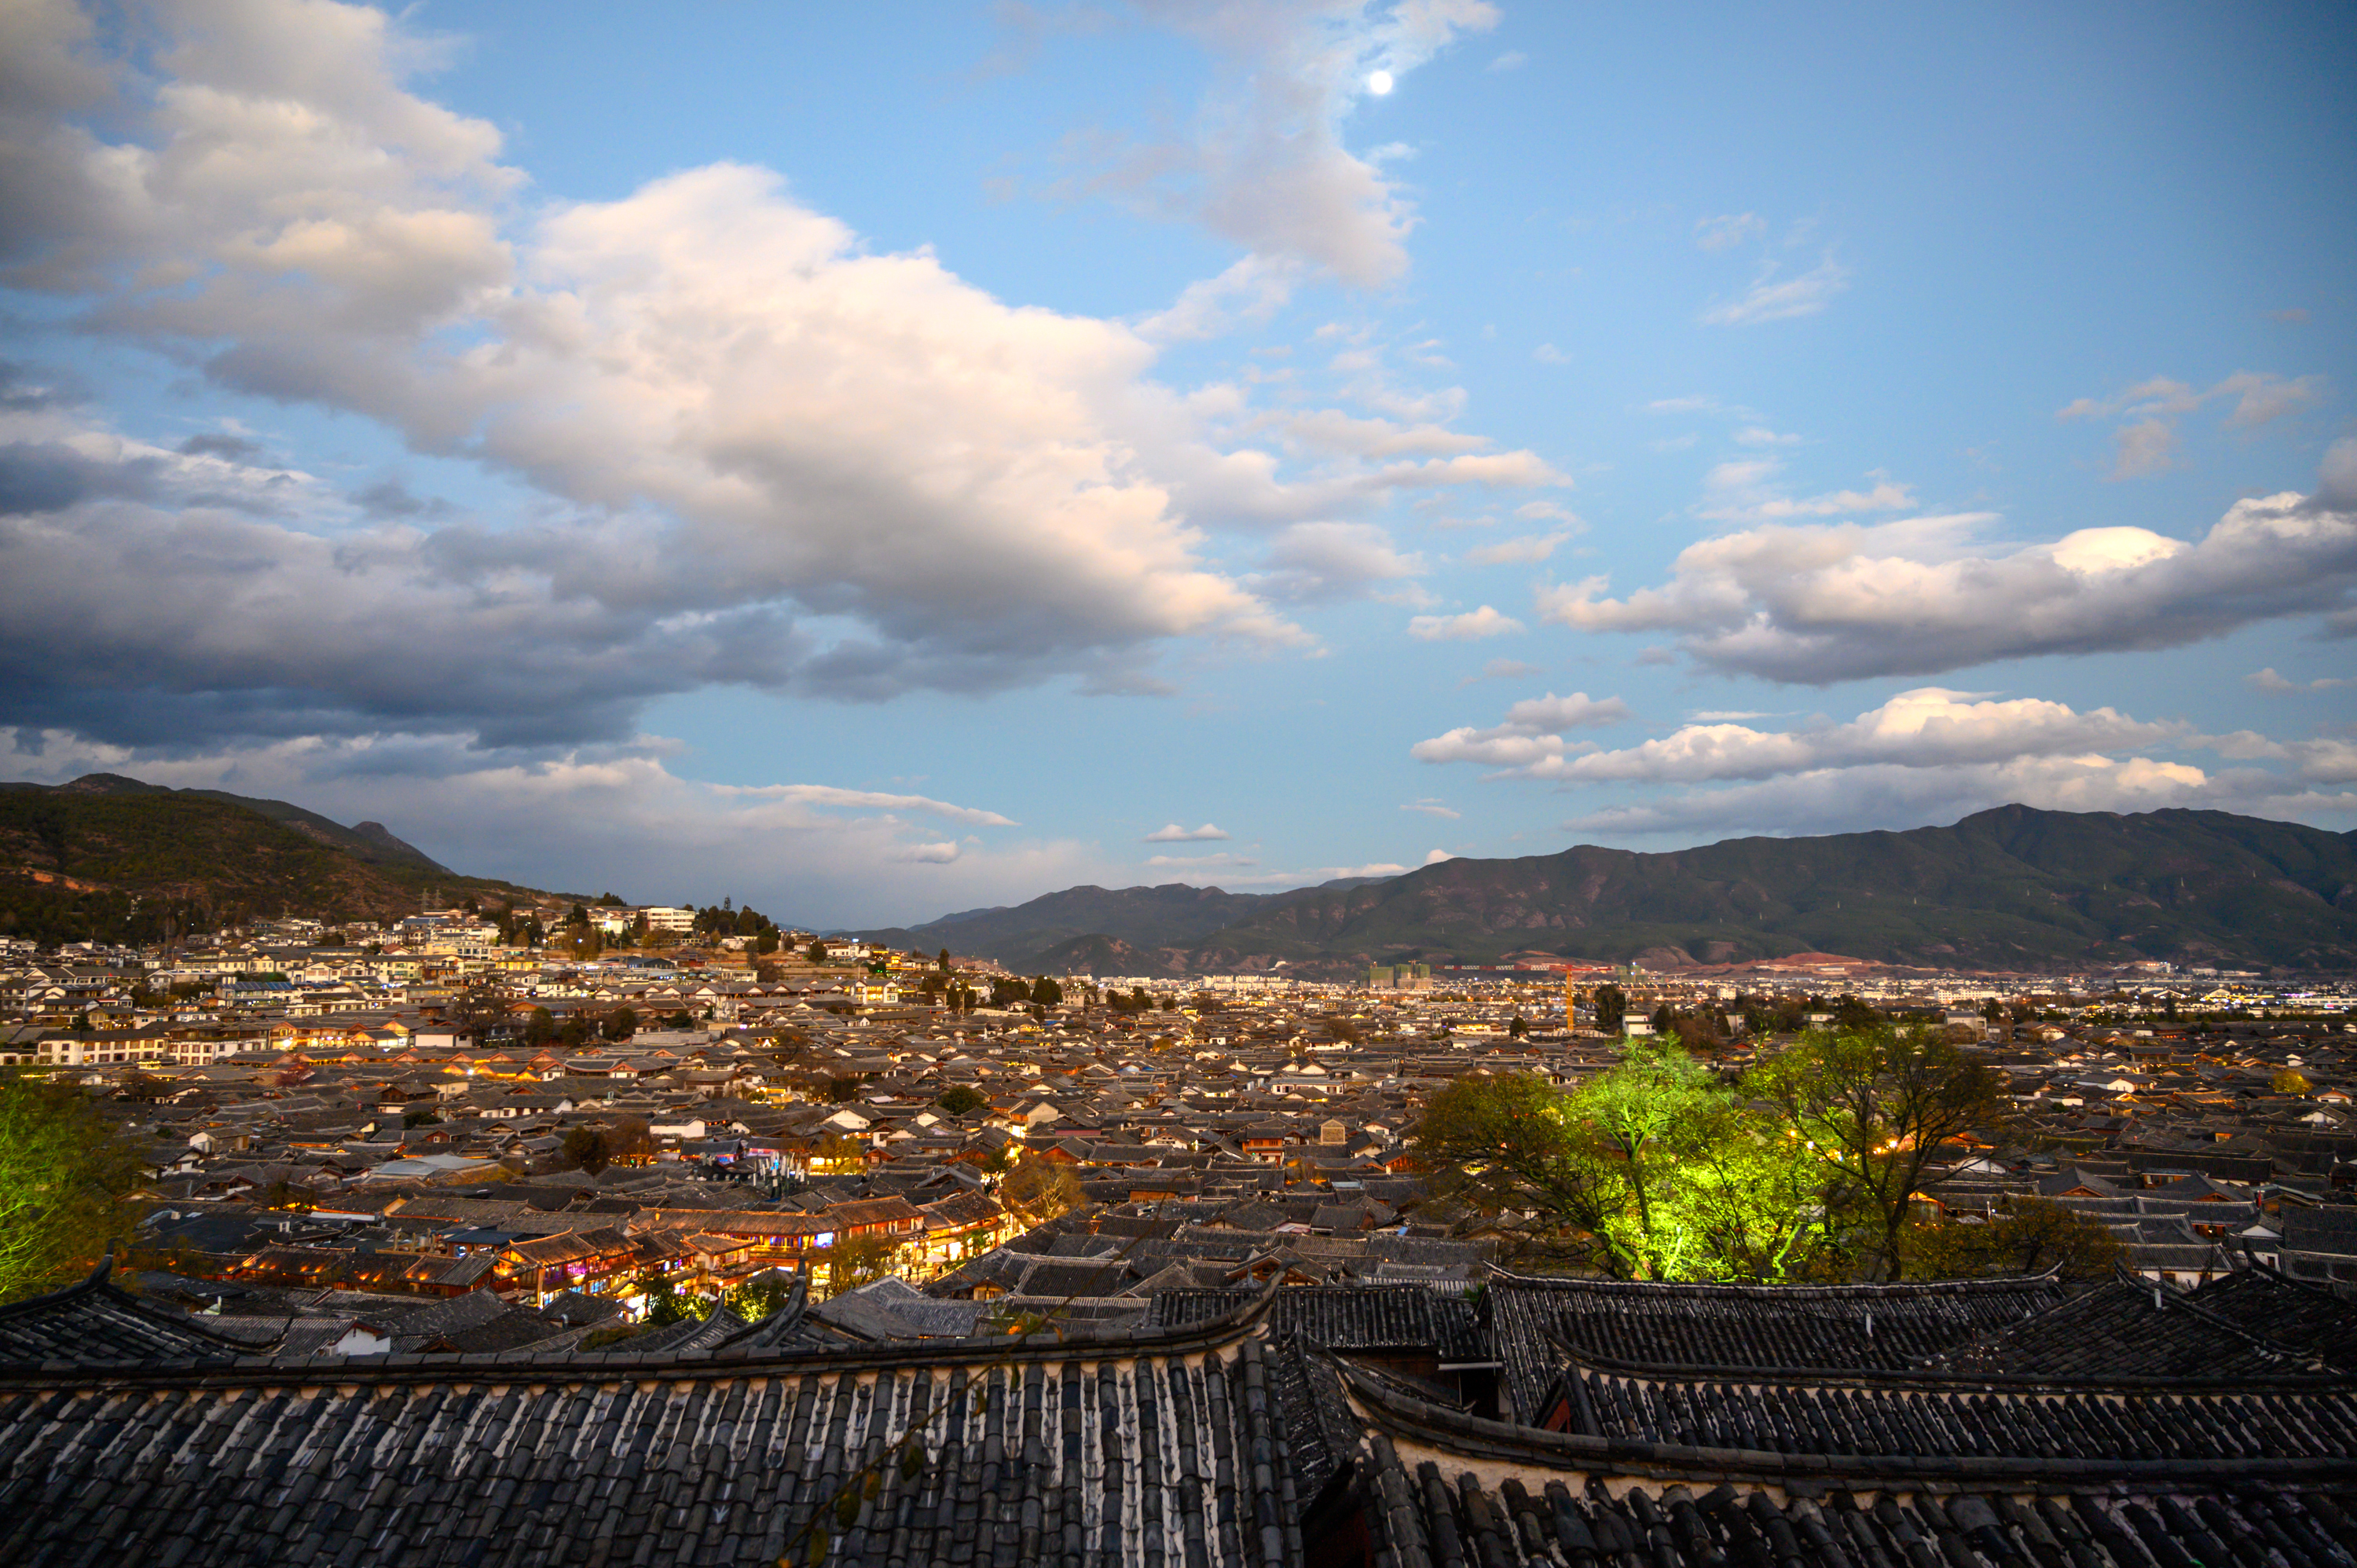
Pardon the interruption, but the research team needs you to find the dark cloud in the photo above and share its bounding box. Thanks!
[178,432,265,462]
[352,477,453,518]
[0,440,164,513]
[0,359,85,412]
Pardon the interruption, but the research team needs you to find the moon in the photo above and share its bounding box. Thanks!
[1367,69,1394,95]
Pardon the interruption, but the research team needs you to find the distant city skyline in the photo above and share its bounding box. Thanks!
[2,0,2352,927]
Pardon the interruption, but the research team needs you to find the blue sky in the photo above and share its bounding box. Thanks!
[2,0,2352,928]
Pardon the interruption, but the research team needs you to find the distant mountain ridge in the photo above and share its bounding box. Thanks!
[854,876,1387,965]
[860,806,2357,975]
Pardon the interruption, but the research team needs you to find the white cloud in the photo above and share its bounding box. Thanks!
[0,0,1633,748]
[1533,343,1568,364]
[2057,378,2202,423]
[1134,253,1302,342]
[1410,691,1632,766]
[1422,848,1456,863]
[1693,213,1765,251]
[1092,0,1501,287]
[1413,685,2357,837]
[1144,822,1230,842]
[2059,371,2322,429]
[1253,520,1424,603]
[2248,667,2355,694]
[713,784,1017,826]
[1375,451,1568,489]
[1464,530,1568,566]
[1561,757,2357,839]
[1537,462,2357,683]
[1402,798,1460,818]
[1486,49,1526,71]
[1274,408,1494,458]
[2217,370,2325,429]
[1414,687,2357,841]
[1188,859,1407,888]
[2189,730,2357,784]
[2059,372,2325,482]
[1145,852,1259,869]
[898,841,962,863]
[1462,687,2181,784]
[1408,604,1524,640]
[1700,253,1850,325]
[1695,456,1915,522]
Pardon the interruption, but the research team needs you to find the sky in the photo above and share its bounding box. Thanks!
[2,0,2354,929]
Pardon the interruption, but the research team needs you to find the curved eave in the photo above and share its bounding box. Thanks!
[1483,1260,2068,1299]
[1534,1328,2354,1394]
[1337,1357,2357,1490]
[0,1274,1286,1393]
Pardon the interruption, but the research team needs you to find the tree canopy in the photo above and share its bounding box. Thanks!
[0,1080,144,1302]
[998,1152,1082,1226]
[1412,1026,2014,1284]
[936,1085,990,1117]
[1413,1047,1827,1282]
[1749,1024,2007,1280]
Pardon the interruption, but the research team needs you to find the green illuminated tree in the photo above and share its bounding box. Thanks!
[1411,1051,1833,1282]
[0,1080,144,1302]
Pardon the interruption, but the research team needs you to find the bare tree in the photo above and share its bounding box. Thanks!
[1751,1025,2007,1281]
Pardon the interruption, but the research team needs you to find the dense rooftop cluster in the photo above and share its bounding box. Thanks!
[1,910,2354,1323]
[2,909,2355,1563]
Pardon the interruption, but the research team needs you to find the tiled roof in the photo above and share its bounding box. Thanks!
[1357,1435,2357,1568]
[0,1288,1296,1568]
[2186,1266,2357,1370]
[1926,1269,2349,1379]
[1485,1268,2069,1421]
[1343,1359,2357,1568]
[1151,1285,1484,1361]
[0,1259,273,1365]
[1563,1359,2357,1460]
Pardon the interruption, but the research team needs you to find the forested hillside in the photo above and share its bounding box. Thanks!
[0,776,554,945]
[871,807,2357,975]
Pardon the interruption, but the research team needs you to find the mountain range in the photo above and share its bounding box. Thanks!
[858,806,2357,976]
[6,778,2350,974]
